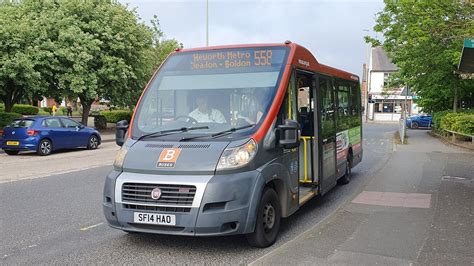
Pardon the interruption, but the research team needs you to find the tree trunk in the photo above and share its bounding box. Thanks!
[4,97,14,113]
[80,99,92,126]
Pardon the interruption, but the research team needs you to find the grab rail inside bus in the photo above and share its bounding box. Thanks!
[299,136,315,184]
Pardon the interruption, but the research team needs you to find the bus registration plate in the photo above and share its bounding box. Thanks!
[133,212,176,226]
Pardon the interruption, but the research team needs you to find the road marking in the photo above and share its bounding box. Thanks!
[3,243,38,259]
[352,191,431,208]
[80,222,104,231]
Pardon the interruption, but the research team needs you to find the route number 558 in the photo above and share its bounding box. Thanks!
[254,50,272,66]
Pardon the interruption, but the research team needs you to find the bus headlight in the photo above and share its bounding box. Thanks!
[113,146,128,170]
[217,139,257,170]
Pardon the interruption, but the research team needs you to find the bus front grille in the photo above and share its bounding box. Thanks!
[123,204,191,213]
[122,183,196,206]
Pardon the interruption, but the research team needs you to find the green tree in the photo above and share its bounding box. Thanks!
[1,0,182,125]
[366,0,474,113]
[0,1,51,112]
[48,0,156,124]
[148,15,183,74]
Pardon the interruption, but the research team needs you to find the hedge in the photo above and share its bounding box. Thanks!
[94,115,107,130]
[11,104,39,115]
[42,107,53,115]
[433,109,474,135]
[100,110,133,123]
[0,112,23,128]
[449,114,474,135]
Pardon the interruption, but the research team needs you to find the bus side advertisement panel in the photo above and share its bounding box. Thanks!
[348,127,362,151]
[336,130,349,160]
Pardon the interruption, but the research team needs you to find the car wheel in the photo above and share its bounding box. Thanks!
[412,122,419,129]
[87,135,99,150]
[338,157,352,185]
[4,150,20,155]
[246,187,281,248]
[37,139,52,156]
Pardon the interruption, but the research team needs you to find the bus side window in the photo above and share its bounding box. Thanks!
[278,72,297,125]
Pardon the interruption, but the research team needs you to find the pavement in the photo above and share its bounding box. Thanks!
[251,129,474,265]
[0,138,119,184]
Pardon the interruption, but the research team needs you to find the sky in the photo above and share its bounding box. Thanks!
[120,0,385,79]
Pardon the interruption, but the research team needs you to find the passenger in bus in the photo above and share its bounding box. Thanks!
[237,93,264,124]
[189,95,227,123]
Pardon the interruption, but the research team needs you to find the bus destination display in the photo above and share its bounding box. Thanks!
[191,49,274,70]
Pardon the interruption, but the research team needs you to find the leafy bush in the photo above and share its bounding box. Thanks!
[94,115,107,129]
[100,110,133,123]
[11,104,39,115]
[450,115,474,135]
[0,103,4,112]
[433,109,474,136]
[0,112,23,128]
[440,113,464,132]
[60,107,67,115]
[432,110,450,133]
[42,107,53,115]
[89,110,101,116]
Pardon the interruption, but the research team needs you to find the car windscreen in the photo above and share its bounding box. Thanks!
[132,46,290,140]
[8,119,35,128]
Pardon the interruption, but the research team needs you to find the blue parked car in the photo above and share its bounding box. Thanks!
[1,116,101,156]
[406,114,432,129]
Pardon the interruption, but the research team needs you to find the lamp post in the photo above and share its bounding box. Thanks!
[363,29,371,122]
[206,0,209,46]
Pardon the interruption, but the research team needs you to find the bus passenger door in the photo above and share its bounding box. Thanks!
[317,75,337,194]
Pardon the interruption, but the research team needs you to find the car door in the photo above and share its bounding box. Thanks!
[41,118,66,149]
[60,118,88,148]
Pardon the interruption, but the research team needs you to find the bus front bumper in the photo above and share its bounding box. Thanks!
[103,170,261,236]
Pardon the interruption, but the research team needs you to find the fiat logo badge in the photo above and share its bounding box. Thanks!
[151,187,162,200]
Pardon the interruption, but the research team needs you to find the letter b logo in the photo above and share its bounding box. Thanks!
[157,148,181,168]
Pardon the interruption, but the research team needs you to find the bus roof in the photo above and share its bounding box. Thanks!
[175,42,359,82]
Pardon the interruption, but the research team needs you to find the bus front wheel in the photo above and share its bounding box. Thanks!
[246,187,281,248]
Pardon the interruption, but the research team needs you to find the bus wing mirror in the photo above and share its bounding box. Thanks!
[116,120,129,146]
[277,120,300,149]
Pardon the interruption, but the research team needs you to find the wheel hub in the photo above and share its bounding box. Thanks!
[263,203,275,231]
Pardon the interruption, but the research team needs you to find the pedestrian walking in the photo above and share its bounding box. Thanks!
[52,104,58,116]
[67,105,73,117]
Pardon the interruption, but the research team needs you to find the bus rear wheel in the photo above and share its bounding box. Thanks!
[338,157,352,185]
[246,187,281,248]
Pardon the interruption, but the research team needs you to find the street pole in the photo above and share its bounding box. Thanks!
[404,84,409,138]
[363,29,370,123]
[206,0,209,46]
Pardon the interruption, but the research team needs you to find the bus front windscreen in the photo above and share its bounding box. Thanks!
[132,46,290,140]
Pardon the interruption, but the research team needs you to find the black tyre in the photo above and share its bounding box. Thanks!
[87,135,99,150]
[412,122,419,129]
[4,150,20,155]
[37,139,52,156]
[246,187,281,248]
[338,157,352,185]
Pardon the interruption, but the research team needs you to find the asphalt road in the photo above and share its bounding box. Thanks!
[0,123,398,264]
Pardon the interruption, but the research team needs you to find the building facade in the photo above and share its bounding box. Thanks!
[367,46,419,121]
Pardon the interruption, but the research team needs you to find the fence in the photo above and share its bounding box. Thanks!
[444,129,474,144]
[399,118,406,144]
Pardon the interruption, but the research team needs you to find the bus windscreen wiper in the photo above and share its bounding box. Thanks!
[179,124,255,141]
[137,126,209,141]
[211,124,255,139]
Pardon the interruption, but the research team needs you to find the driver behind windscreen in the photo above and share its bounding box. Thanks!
[189,95,227,123]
